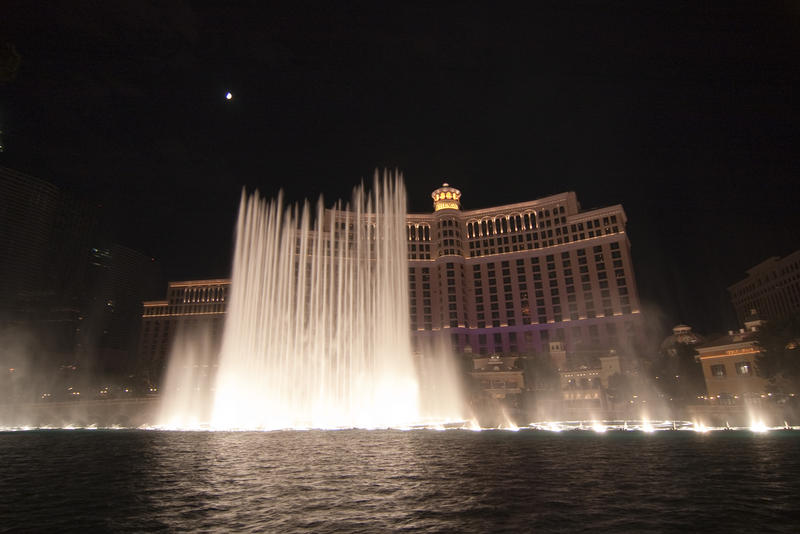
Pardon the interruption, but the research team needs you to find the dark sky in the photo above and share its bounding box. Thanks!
[2,2,799,336]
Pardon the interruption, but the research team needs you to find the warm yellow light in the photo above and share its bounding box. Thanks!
[693,422,708,433]
[750,421,768,433]
[434,201,460,211]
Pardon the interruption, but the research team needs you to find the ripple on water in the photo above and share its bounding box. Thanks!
[1,429,799,532]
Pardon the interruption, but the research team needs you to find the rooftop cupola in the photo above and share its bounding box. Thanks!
[432,183,461,211]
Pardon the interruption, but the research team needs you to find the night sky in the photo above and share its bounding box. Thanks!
[2,2,799,336]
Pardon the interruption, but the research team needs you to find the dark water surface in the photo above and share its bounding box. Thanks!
[1,429,799,532]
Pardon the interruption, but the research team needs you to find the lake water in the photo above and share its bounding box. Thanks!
[1,429,798,532]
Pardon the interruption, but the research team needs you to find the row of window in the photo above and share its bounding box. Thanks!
[467,225,620,257]
[408,244,632,329]
[731,260,800,299]
[407,224,432,241]
[431,320,639,354]
[168,285,228,305]
[710,361,756,377]
[465,212,618,239]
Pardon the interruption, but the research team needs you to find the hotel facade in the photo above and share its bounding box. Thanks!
[728,250,800,326]
[695,314,768,401]
[139,185,643,383]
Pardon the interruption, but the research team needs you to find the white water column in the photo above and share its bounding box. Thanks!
[210,171,420,429]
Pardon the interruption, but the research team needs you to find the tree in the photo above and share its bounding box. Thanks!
[649,342,706,404]
[606,372,632,405]
[517,353,559,391]
[756,315,800,392]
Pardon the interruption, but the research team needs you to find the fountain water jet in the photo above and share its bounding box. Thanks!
[160,171,462,430]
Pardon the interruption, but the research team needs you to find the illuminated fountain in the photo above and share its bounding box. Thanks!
[160,171,461,430]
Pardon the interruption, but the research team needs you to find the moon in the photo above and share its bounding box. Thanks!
[225,92,233,100]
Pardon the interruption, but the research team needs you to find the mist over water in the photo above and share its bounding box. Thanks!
[160,172,463,429]
[157,324,217,428]
[415,335,466,423]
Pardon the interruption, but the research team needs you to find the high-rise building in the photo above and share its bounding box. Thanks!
[0,166,96,370]
[409,184,642,358]
[1,166,160,395]
[728,250,800,325]
[79,244,162,377]
[139,185,644,384]
[0,166,66,313]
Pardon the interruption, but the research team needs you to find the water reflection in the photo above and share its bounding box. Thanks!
[2,430,800,532]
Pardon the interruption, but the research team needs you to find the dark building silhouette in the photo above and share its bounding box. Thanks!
[79,244,161,379]
[0,167,95,374]
[0,166,160,399]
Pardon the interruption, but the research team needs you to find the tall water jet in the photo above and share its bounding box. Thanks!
[203,171,423,429]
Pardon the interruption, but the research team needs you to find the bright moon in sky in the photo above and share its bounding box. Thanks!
[225,92,232,100]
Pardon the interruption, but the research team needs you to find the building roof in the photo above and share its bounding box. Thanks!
[696,329,758,350]
[659,324,704,352]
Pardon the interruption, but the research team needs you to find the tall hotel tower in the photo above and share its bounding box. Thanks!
[407,184,642,357]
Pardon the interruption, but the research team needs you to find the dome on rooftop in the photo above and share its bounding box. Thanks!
[660,324,704,355]
[431,183,461,211]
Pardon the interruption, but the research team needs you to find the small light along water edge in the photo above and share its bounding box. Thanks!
[2,417,798,433]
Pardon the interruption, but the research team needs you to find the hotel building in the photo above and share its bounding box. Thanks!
[695,314,768,401]
[409,184,642,358]
[728,250,800,326]
[140,185,644,383]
